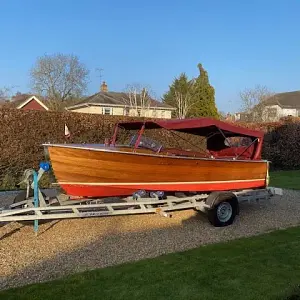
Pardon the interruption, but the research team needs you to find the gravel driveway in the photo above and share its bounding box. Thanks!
[0,189,300,291]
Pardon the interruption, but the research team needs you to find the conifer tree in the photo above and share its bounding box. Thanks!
[162,64,219,119]
[190,64,219,118]
[162,73,194,118]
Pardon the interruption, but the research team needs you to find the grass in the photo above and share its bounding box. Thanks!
[270,170,300,190]
[2,226,300,300]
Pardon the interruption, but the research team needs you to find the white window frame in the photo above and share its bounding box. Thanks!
[102,107,112,115]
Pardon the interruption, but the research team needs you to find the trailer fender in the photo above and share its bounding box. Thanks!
[205,191,239,215]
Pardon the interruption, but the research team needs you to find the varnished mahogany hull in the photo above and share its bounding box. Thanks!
[45,145,268,198]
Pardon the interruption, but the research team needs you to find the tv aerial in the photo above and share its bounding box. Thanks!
[96,68,104,83]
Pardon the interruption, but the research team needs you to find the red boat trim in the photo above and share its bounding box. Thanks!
[58,179,264,186]
[59,179,266,197]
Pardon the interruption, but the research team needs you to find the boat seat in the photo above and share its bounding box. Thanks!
[210,145,254,160]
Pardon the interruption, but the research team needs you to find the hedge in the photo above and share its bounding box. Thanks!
[0,109,299,190]
[0,108,201,189]
[228,116,300,170]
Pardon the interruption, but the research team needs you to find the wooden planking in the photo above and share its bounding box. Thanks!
[47,146,268,185]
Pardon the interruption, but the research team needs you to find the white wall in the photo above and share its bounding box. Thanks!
[69,105,173,119]
[281,107,298,117]
[70,106,100,114]
[262,105,298,121]
[128,108,172,118]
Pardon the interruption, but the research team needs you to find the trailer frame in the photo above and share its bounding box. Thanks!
[0,163,283,233]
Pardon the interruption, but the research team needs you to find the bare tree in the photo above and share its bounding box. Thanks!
[240,85,275,122]
[42,96,83,111]
[218,110,228,121]
[163,74,197,119]
[123,83,154,117]
[173,90,191,119]
[173,80,196,119]
[0,86,17,105]
[0,87,10,102]
[30,53,89,102]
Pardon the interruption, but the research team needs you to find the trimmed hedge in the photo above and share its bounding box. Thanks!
[0,109,202,189]
[0,109,299,189]
[228,116,300,170]
[0,109,134,189]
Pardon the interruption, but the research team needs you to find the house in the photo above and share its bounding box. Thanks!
[232,112,251,122]
[224,113,236,121]
[259,91,300,121]
[234,91,300,122]
[0,93,50,111]
[65,82,176,119]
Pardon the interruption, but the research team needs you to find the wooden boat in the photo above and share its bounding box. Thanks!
[43,118,268,198]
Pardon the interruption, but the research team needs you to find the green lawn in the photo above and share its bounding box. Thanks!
[2,226,300,300]
[270,170,300,190]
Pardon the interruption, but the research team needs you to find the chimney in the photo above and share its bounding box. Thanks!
[101,81,108,92]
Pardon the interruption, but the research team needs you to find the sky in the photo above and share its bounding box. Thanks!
[1,0,300,113]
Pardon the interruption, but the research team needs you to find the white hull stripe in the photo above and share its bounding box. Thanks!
[58,179,265,186]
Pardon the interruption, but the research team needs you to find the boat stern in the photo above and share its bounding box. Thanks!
[265,160,270,187]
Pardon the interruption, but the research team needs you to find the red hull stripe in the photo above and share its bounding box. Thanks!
[59,179,266,198]
[58,179,263,186]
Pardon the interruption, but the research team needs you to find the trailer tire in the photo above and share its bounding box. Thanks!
[206,192,239,227]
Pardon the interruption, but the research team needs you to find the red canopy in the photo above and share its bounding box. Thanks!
[117,118,264,139]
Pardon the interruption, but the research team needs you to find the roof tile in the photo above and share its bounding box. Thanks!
[264,91,300,108]
[70,91,174,109]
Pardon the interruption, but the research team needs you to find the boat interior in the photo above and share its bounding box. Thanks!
[125,133,256,160]
[45,118,264,162]
[106,120,263,161]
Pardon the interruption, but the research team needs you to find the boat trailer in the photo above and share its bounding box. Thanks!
[0,162,283,234]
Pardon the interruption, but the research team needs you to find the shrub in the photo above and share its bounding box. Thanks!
[0,173,17,190]
[278,285,300,300]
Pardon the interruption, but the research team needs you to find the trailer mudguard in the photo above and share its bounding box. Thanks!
[205,191,240,215]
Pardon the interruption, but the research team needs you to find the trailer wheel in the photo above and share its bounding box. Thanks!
[207,199,237,227]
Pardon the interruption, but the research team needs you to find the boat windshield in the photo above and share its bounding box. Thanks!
[129,134,163,152]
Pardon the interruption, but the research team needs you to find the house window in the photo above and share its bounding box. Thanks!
[137,109,141,116]
[152,110,157,118]
[102,107,112,115]
[161,111,165,118]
